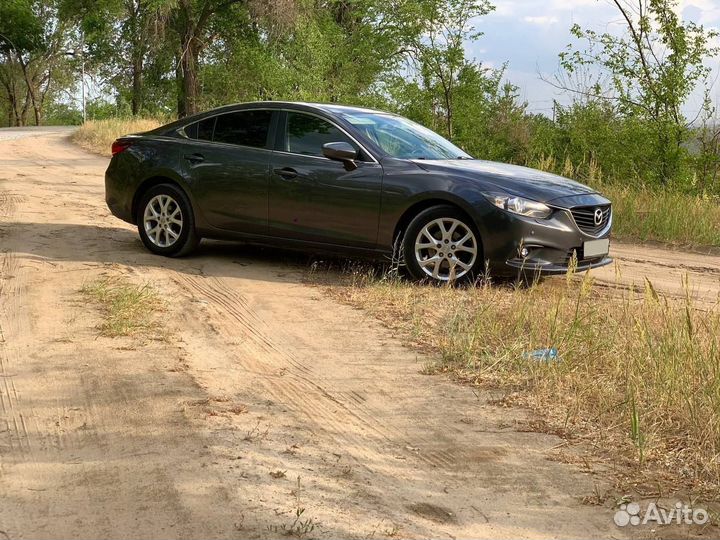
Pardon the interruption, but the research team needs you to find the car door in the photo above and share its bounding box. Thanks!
[268,111,383,248]
[181,109,276,235]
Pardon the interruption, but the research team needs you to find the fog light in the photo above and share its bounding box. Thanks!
[520,247,529,258]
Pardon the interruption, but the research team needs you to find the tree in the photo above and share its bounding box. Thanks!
[0,0,71,125]
[64,0,175,116]
[558,0,719,184]
[170,0,255,117]
[199,0,416,108]
[403,0,494,139]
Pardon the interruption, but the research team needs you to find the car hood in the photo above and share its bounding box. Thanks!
[411,159,597,203]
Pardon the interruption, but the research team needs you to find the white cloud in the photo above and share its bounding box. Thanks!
[548,0,599,11]
[523,15,559,25]
[493,2,517,17]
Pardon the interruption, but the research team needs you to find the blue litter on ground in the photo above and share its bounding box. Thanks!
[524,347,559,362]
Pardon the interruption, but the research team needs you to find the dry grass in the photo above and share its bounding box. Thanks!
[599,185,720,248]
[81,277,163,337]
[320,266,720,496]
[72,118,163,156]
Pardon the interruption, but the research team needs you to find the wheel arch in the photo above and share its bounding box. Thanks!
[132,176,193,225]
[393,197,482,247]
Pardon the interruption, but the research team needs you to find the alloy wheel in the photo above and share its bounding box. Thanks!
[143,194,183,248]
[414,217,478,281]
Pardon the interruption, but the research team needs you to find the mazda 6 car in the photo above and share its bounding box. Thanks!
[105,101,612,283]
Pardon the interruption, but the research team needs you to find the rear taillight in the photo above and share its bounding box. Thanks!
[111,139,132,156]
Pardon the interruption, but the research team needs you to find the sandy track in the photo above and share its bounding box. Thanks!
[592,243,720,307]
[2,130,713,539]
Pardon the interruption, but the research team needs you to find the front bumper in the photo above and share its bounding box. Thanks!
[472,194,612,277]
[505,255,612,274]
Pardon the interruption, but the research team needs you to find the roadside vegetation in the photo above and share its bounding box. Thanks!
[72,118,162,156]
[81,277,163,337]
[318,266,720,496]
[593,185,720,247]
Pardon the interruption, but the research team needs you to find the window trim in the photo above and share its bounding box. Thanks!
[177,108,277,151]
[176,106,379,163]
[278,109,378,164]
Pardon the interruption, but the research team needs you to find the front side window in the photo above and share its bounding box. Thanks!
[286,112,355,157]
[213,110,272,148]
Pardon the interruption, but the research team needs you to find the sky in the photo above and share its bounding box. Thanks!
[467,0,720,115]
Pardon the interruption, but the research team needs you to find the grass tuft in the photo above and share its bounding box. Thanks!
[81,277,162,337]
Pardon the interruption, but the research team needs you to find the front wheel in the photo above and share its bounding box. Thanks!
[402,205,482,284]
[137,184,199,257]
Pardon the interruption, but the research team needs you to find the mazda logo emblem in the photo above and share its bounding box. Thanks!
[594,208,603,226]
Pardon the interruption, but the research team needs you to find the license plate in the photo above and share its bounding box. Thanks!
[584,238,610,258]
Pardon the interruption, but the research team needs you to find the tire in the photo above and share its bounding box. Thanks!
[136,183,199,257]
[402,205,483,284]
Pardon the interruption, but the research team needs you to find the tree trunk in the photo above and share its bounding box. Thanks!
[18,64,41,126]
[31,82,41,126]
[443,88,453,139]
[175,51,186,118]
[173,0,244,117]
[131,54,143,115]
[0,79,21,126]
[179,32,200,117]
[19,87,31,126]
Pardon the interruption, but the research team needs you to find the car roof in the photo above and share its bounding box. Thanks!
[225,101,390,115]
[150,101,395,136]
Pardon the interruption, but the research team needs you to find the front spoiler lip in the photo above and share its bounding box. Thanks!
[505,256,613,275]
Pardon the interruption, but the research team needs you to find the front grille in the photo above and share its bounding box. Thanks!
[570,205,611,236]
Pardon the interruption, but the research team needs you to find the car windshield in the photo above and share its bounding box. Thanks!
[341,113,472,160]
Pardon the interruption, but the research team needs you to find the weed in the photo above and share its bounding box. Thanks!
[243,420,269,442]
[80,277,162,337]
[267,476,317,537]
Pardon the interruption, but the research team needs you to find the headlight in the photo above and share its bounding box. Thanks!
[483,192,552,219]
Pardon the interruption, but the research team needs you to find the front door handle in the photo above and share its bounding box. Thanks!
[184,153,205,164]
[273,167,298,180]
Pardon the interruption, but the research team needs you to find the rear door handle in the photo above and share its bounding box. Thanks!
[184,153,205,164]
[273,167,298,180]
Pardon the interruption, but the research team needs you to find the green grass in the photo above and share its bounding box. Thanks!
[81,277,162,337]
[324,268,720,495]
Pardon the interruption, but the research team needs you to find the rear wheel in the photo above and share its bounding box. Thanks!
[403,205,482,284]
[137,184,199,257]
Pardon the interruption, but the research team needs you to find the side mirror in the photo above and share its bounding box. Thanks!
[322,142,358,170]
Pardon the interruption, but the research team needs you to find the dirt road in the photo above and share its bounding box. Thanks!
[0,129,717,539]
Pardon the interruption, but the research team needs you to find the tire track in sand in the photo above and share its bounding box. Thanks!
[173,272,460,469]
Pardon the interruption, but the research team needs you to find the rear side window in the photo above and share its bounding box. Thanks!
[184,117,215,140]
[286,112,355,157]
[213,110,272,148]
